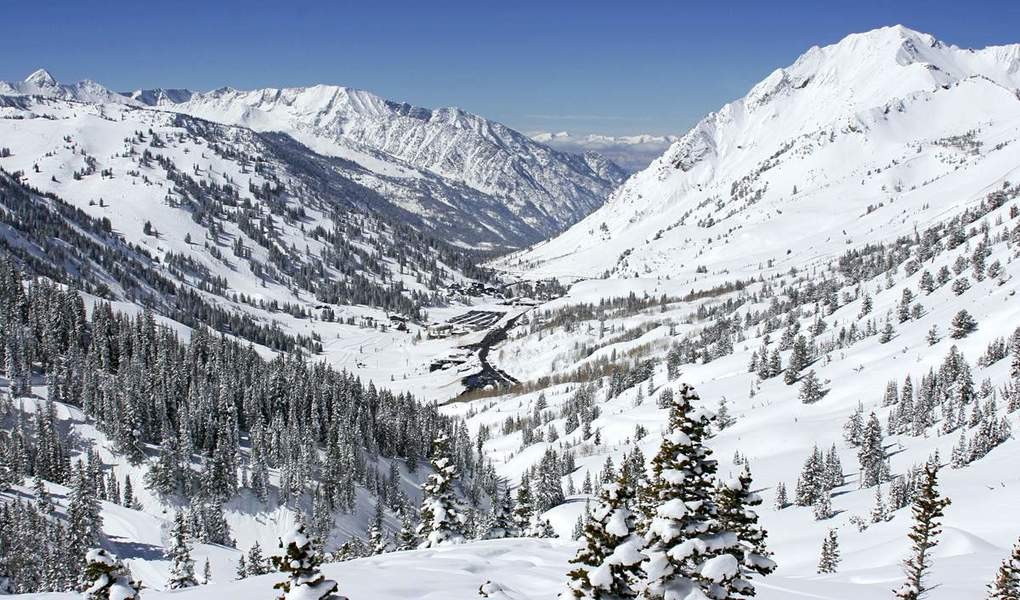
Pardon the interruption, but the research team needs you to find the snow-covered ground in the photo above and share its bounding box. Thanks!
[4,24,1020,600]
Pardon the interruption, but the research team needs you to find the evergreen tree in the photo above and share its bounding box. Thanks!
[246,541,270,576]
[166,512,198,589]
[641,384,745,599]
[817,529,840,574]
[987,537,1020,600]
[798,370,824,404]
[858,412,888,488]
[395,507,418,551]
[416,433,464,548]
[68,462,103,581]
[563,470,645,599]
[82,549,141,600]
[773,482,788,510]
[484,479,516,539]
[235,555,247,580]
[714,465,777,594]
[950,310,978,339]
[894,465,951,600]
[271,524,343,600]
[514,475,536,535]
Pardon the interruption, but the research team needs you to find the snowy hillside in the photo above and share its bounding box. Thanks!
[502,25,1020,280]
[4,24,1020,600]
[0,70,624,247]
[137,82,626,243]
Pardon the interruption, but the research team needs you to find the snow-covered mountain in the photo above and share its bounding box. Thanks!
[0,70,625,247]
[5,25,1020,600]
[132,82,627,242]
[530,131,679,172]
[0,69,137,106]
[502,25,1020,279]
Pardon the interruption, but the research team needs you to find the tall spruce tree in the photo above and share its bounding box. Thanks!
[563,470,645,599]
[987,537,1020,600]
[416,433,464,548]
[817,529,840,574]
[641,384,744,599]
[166,511,198,589]
[714,464,777,596]
[894,464,951,600]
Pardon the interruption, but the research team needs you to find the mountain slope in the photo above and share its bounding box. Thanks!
[137,83,627,244]
[501,25,1020,279]
[0,70,625,248]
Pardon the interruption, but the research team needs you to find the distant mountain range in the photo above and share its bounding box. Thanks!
[529,131,679,172]
[1,69,626,248]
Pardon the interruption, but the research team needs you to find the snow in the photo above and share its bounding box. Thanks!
[4,24,1020,600]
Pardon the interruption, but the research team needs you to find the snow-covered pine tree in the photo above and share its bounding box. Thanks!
[563,470,645,599]
[514,475,536,535]
[870,485,888,524]
[68,462,103,581]
[416,433,465,548]
[484,479,516,539]
[247,541,270,576]
[166,511,198,589]
[987,536,1020,599]
[774,482,788,510]
[950,309,978,339]
[714,464,777,595]
[798,370,824,403]
[395,507,418,550]
[813,489,833,521]
[271,524,344,600]
[641,383,743,599]
[858,412,888,488]
[817,529,840,574]
[235,555,247,580]
[82,549,141,600]
[894,464,951,600]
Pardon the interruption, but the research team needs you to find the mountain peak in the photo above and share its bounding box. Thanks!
[24,68,57,87]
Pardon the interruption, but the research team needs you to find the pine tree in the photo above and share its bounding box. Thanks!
[880,321,896,344]
[714,465,777,595]
[641,383,744,599]
[817,529,840,574]
[813,489,833,521]
[416,433,464,548]
[774,482,788,510]
[950,310,978,339]
[894,465,951,600]
[858,412,887,488]
[484,479,516,539]
[202,558,211,584]
[987,537,1020,599]
[271,524,343,600]
[395,507,418,551]
[368,500,388,555]
[798,370,824,403]
[235,554,247,580]
[247,541,269,576]
[68,462,103,581]
[870,485,888,524]
[82,549,141,600]
[563,470,645,599]
[166,512,198,589]
[514,475,536,534]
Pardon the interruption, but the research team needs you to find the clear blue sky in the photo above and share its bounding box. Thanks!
[2,0,1017,135]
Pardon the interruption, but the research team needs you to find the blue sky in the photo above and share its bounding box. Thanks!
[2,0,1017,135]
